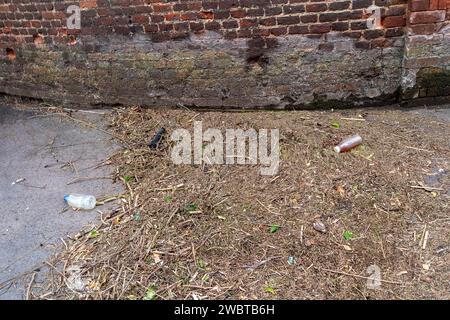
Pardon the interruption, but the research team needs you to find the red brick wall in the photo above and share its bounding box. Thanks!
[0,1,449,108]
[408,0,449,34]
[0,0,408,48]
[402,0,450,100]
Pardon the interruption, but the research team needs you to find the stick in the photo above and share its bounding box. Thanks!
[318,267,405,285]
[410,185,444,191]
[61,108,108,115]
[243,256,282,271]
[405,146,433,153]
[26,272,37,300]
[340,117,366,121]
[149,209,178,249]
[300,225,304,245]
[212,198,228,208]
[23,183,47,189]
[419,225,427,249]
[192,242,197,266]
[154,184,184,192]
[256,199,280,215]
[422,230,429,250]
[67,176,113,185]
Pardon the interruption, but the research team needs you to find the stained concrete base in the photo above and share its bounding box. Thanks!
[0,105,122,299]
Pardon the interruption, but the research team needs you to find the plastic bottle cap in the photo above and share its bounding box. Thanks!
[64,195,70,203]
[334,146,341,153]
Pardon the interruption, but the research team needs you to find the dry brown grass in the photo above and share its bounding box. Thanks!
[40,106,450,300]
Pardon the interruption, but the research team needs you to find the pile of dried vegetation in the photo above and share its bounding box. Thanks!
[39,106,449,299]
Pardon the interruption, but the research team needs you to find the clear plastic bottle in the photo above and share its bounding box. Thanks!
[334,135,363,153]
[64,194,97,210]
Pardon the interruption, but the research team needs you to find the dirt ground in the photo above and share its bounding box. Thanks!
[25,105,450,300]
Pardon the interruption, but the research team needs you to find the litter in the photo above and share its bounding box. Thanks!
[334,134,363,153]
[148,127,166,149]
[287,256,295,265]
[64,194,97,210]
[11,178,25,185]
[313,220,327,233]
[65,265,87,293]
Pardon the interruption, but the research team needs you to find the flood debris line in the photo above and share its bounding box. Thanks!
[36,107,450,300]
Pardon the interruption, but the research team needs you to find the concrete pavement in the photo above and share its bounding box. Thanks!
[0,105,122,299]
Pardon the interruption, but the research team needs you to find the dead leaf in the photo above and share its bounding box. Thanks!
[153,253,162,264]
[113,216,121,225]
[336,185,345,197]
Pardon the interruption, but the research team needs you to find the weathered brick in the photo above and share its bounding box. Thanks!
[329,1,351,11]
[277,16,301,25]
[332,21,349,31]
[306,3,328,12]
[0,0,447,111]
[80,1,97,9]
[301,14,318,23]
[240,18,258,28]
[310,23,331,33]
[409,22,442,34]
[270,26,287,36]
[410,10,446,24]
[352,0,373,10]
[364,29,385,39]
[319,13,338,22]
[283,5,305,14]
[288,25,309,34]
[385,27,404,37]
[383,15,406,27]
[409,0,430,12]
[430,0,448,10]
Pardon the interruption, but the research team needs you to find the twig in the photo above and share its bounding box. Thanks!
[419,224,427,249]
[157,280,183,294]
[23,183,47,189]
[243,256,282,271]
[405,146,433,153]
[192,242,197,266]
[96,194,126,205]
[67,176,113,185]
[38,292,53,299]
[422,230,429,250]
[154,184,184,192]
[410,185,444,192]
[149,209,178,249]
[212,198,228,208]
[60,107,108,115]
[340,117,366,121]
[26,272,37,300]
[300,225,304,245]
[317,267,406,285]
[256,199,280,215]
